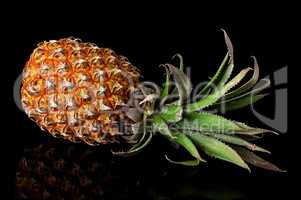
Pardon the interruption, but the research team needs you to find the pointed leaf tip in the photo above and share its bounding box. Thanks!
[221,29,234,65]
[234,147,285,172]
[165,155,201,166]
[166,63,192,104]
[172,53,184,71]
[209,133,271,154]
[172,131,206,162]
[189,133,250,172]
[111,132,152,157]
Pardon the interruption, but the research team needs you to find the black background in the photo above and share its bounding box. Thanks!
[4,3,292,199]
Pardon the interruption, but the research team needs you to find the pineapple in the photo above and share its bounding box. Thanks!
[21,37,141,145]
[20,31,284,172]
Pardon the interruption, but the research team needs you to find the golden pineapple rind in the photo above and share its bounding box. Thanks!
[21,38,141,145]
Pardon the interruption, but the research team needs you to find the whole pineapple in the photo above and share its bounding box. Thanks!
[20,31,284,172]
[21,38,142,145]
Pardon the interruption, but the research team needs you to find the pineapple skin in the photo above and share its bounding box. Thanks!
[21,38,141,145]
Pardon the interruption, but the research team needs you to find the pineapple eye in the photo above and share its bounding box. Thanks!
[27,79,44,96]
[56,94,66,109]
[64,38,79,50]
[118,55,129,62]
[33,48,47,62]
[48,39,58,45]
[103,48,115,56]
[94,99,111,111]
[81,104,97,119]
[64,127,81,143]
[60,77,74,92]
[73,58,89,70]
[47,40,63,50]
[43,113,56,126]
[37,95,48,114]
[76,88,92,104]
[88,47,102,57]
[79,74,89,81]
[48,95,59,110]
[36,107,48,114]
[105,55,117,64]
[82,42,97,52]
[28,109,41,122]
[77,127,88,138]
[73,72,91,87]
[72,38,82,43]
[110,94,126,108]
[50,126,64,138]
[107,81,123,93]
[106,68,122,77]
[96,85,106,97]
[56,63,70,74]
[21,89,34,108]
[65,95,77,110]
[90,120,101,132]
[45,77,57,93]
[52,48,66,60]
[90,56,104,65]
[67,111,79,127]
[40,63,52,75]
[92,68,104,81]
[70,48,85,61]
[56,111,67,124]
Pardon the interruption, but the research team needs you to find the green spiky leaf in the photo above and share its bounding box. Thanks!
[152,115,176,139]
[159,104,183,123]
[189,133,250,171]
[199,53,230,95]
[200,29,235,94]
[207,133,270,154]
[186,30,260,112]
[171,131,206,162]
[164,131,207,166]
[179,112,242,133]
[222,29,234,64]
[172,53,184,72]
[223,67,251,93]
[160,65,171,99]
[170,54,188,96]
[177,112,270,135]
[112,132,152,157]
[233,146,285,172]
[165,155,201,166]
[186,67,251,112]
[217,94,267,112]
[213,78,270,111]
[225,56,260,99]
[166,63,192,104]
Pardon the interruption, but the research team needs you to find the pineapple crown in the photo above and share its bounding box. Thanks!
[114,30,284,172]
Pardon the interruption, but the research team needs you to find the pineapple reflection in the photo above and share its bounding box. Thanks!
[16,140,249,200]
[16,140,137,199]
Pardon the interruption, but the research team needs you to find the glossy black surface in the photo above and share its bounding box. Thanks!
[6,8,290,199]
